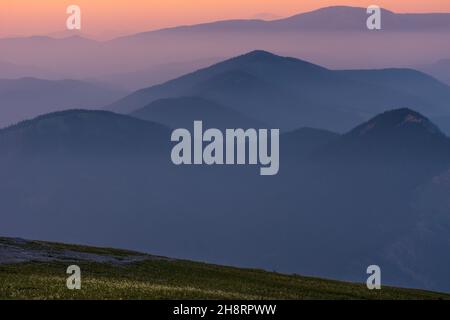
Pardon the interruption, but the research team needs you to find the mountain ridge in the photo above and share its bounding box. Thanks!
[0,109,170,156]
[107,50,450,132]
[117,6,450,40]
[1,108,450,292]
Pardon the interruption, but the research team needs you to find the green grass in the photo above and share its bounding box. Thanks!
[0,239,449,300]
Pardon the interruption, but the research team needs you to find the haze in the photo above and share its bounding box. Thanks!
[2,0,450,39]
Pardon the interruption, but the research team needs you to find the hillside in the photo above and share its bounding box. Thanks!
[0,109,170,156]
[0,237,448,300]
[319,108,450,163]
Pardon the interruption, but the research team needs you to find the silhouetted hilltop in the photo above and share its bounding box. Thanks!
[108,51,450,132]
[0,109,169,155]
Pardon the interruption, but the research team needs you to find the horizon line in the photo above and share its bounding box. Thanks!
[2,5,450,42]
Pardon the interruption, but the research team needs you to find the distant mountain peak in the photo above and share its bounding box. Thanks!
[220,50,326,72]
[307,5,393,14]
[235,50,311,62]
[349,108,444,137]
[241,50,277,58]
[0,109,170,156]
[226,50,292,64]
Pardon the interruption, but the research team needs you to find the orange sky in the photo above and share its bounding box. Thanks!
[1,0,450,39]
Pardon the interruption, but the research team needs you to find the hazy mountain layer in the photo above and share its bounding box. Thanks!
[109,51,450,132]
[2,6,450,85]
[1,108,449,293]
[0,78,127,128]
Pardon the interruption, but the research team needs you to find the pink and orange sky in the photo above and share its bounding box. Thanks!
[1,0,450,39]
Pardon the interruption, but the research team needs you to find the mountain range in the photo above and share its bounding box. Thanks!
[1,6,450,88]
[1,106,449,293]
[108,50,450,132]
[122,6,450,37]
[3,50,450,134]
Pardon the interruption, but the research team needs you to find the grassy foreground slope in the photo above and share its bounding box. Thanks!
[0,237,448,300]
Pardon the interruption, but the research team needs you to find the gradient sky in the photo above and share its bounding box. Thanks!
[1,0,450,39]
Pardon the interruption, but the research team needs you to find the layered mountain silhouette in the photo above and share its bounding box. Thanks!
[120,6,450,37]
[1,107,449,292]
[2,7,450,86]
[274,109,450,291]
[0,78,126,128]
[0,110,170,156]
[108,50,450,132]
